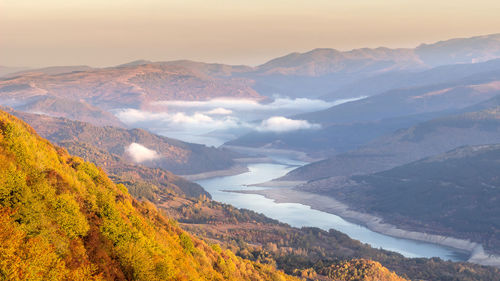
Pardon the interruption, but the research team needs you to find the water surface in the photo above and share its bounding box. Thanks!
[197,161,468,261]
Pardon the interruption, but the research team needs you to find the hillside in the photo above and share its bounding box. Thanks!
[248,33,500,98]
[0,62,263,111]
[256,33,500,77]
[299,144,500,256]
[282,104,500,181]
[1,107,498,280]
[0,110,297,280]
[297,70,500,125]
[159,191,500,281]
[14,95,125,127]
[58,140,210,199]
[1,34,499,120]
[4,108,239,175]
[228,68,500,156]
[320,58,500,101]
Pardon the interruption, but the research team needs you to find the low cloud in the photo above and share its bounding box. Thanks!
[151,96,365,113]
[116,109,241,132]
[126,143,160,163]
[115,96,364,143]
[256,116,321,133]
[204,107,233,115]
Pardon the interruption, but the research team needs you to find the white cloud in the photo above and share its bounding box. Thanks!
[256,116,321,133]
[151,96,366,112]
[116,109,242,132]
[115,96,365,143]
[126,143,160,163]
[204,107,233,115]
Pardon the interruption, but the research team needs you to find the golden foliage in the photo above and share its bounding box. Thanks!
[0,110,297,281]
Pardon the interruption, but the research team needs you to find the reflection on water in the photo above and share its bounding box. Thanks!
[197,161,469,261]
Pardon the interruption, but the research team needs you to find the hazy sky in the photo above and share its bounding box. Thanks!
[1,0,499,67]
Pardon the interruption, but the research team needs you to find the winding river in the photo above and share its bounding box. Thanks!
[196,159,469,261]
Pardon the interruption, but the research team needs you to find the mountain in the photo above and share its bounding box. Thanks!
[0,109,301,280]
[248,33,500,98]
[225,111,448,158]
[57,140,210,199]
[0,66,30,77]
[282,104,500,181]
[1,33,499,115]
[227,69,500,157]
[320,58,500,101]
[3,108,239,176]
[256,48,423,77]
[297,69,500,125]
[162,187,500,280]
[13,95,125,127]
[0,62,263,111]
[415,33,500,67]
[1,106,497,280]
[299,144,500,256]
[2,65,94,77]
[255,34,500,78]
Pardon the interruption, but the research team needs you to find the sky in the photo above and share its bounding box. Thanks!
[1,0,500,67]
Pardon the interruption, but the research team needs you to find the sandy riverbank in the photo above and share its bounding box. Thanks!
[236,187,500,268]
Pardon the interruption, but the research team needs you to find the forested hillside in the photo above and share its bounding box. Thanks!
[302,144,500,255]
[2,108,238,175]
[0,110,296,280]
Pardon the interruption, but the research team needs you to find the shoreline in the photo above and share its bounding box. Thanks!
[235,187,500,268]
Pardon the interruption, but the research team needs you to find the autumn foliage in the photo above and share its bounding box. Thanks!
[0,110,297,281]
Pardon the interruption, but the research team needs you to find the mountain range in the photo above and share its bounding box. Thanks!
[1,34,499,128]
[281,100,500,181]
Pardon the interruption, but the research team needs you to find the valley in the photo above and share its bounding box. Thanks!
[1,32,500,280]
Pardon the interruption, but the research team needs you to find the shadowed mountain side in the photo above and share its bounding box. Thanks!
[320,58,500,101]
[227,73,500,156]
[225,111,451,158]
[299,144,500,256]
[2,108,239,175]
[296,69,500,125]
[282,106,500,181]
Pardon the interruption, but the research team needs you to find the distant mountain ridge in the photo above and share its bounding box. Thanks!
[226,67,500,156]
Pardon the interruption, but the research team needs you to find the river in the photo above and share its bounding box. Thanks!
[196,160,469,261]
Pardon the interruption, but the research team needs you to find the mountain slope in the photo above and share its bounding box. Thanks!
[320,58,500,101]
[14,95,125,127]
[0,109,297,280]
[282,104,500,181]
[297,69,500,125]
[300,144,500,256]
[0,63,263,111]
[4,109,238,175]
[249,33,500,98]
